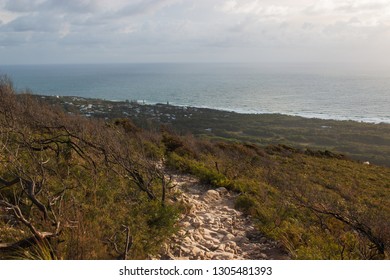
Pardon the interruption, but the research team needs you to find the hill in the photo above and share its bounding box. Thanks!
[0,76,389,259]
[36,94,390,167]
[0,76,180,259]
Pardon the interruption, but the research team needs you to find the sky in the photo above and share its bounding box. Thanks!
[1,0,390,66]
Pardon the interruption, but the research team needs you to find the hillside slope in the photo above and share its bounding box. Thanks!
[36,94,390,167]
[0,77,180,259]
[1,77,389,259]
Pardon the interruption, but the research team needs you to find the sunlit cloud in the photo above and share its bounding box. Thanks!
[0,0,389,65]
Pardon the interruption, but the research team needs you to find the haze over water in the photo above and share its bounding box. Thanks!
[1,63,390,124]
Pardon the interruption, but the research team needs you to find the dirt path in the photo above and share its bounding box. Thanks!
[158,174,290,260]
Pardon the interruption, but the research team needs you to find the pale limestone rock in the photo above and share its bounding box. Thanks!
[159,173,290,260]
[181,221,191,228]
[179,246,191,255]
[196,244,211,252]
[202,190,220,202]
[226,240,237,248]
[217,229,230,235]
[259,253,268,259]
[233,236,248,243]
[203,235,220,244]
[225,247,236,254]
[190,217,203,228]
[192,232,203,242]
[223,233,235,241]
[216,187,228,195]
[204,240,218,250]
[191,246,202,256]
[212,252,235,260]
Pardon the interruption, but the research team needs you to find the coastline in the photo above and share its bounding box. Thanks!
[35,93,390,125]
[132,99,390,125]
[4,62,390,125]
[29,94,390,167]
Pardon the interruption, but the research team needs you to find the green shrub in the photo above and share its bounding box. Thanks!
[235,194,257,215]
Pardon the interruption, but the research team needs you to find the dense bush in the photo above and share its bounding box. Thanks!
[0,77,180,259]
[163,133,390,259]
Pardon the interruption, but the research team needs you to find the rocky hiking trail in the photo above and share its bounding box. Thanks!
[157,174,290,260]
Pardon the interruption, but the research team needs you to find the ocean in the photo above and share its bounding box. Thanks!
[1,63,390,124]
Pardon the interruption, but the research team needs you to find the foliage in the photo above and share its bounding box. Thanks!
[37,94,390,167]
[1,76,389,260]
[0,77,180,259]
[163,133,390,260]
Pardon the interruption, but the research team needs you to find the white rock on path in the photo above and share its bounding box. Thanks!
[156,174,289,260]
[202,190,220,202]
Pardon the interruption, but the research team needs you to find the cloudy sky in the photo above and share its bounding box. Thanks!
[1,0,390,66]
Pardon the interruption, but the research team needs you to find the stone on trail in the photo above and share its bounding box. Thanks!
[215,187,228,195]
[202,190,220,202]
[223,233,235,241]
[158,174,290,260]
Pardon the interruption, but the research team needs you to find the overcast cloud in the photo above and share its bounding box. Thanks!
[0,0,390,66]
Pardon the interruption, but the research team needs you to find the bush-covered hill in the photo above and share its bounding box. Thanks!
[1,76,389,259]
[163,135,389,259]
[0,76,181,259]
[36,94,390,167]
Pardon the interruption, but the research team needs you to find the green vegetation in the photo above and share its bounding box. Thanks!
[0,76,181,259]
[1,76,389,259]
[37,95,390,167]
[164,135,390,259]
